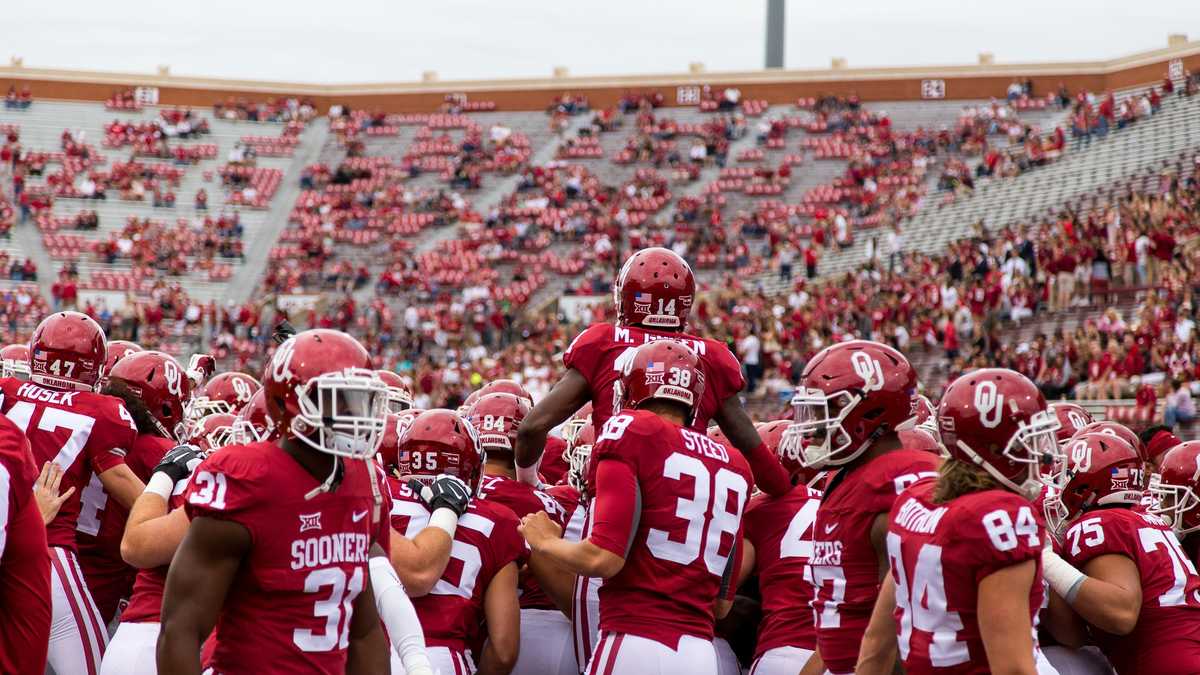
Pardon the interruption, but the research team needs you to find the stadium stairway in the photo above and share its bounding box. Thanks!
[794,90,1200,285]
[228,120,330,305]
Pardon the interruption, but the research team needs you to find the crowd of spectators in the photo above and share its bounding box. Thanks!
[4,86,32,110]
[213,96,318,124]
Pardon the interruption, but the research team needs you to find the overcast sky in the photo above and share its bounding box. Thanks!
[4,1,1196,83]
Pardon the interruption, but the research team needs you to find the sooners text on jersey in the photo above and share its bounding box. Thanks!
[184,442,391,674]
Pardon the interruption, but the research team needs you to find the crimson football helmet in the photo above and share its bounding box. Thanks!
[478,379,533,406]
[397,409,485,492]
[1044,432,1144,533]
[190,371,261,420]
[899,425,946,457]
[377,410,422,470]
[614,247,696,330]
[760,419,824,487]
[1150,441,1200,536]
[1073,421,1145,462]
[108,350,193,442]
[789,340,917,468]
[562,402,594,447]
[467,392,530,454]
[30,312,107,392]
[104,340,143,375]
[937,369,1059,500]
[231,389,276,444]
[188,413,237,453]
[0,343,30,380]
[376,370,413,413]
[565,420,596,495]
[1048,402,1093,446]
[617,339,705,420]
[264,330,386,459]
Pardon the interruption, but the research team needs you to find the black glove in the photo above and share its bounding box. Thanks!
[273,320,297,345]
[154,444,205,484]
[408,475,472,517]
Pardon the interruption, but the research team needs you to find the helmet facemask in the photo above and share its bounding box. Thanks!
[566,441,593,499]
[290,369,387,459]
[1150,477,1200,536]
[954,409,1060,501]
[384,387,412,414]
[187,396,233,421]
[1,359,30,381]
[790,388,865,468]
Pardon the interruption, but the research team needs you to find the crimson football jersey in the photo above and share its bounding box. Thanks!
[119,477,190,625]
[0,413,52,674]
[0,377,138,549]
[77,433,174,620]
[562,323,744,432]
[743,483,822,657]
[888,479,1045,674]
[1061,508,1200,674]
[388,477,524,654]
[809,449,940,674]
[184,442,391,675]
[477,473,565,610]
[587,409,752,648]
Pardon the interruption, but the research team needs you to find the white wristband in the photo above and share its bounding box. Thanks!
[1042,548,1087,603]
[516,463,542,488]
[145,472,175,500]
[429,507,459,538]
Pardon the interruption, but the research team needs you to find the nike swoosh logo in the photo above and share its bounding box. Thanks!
[352,510,368,523]
[824,523,838,534]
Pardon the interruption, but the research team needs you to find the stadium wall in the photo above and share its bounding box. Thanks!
[1,40,1198,112]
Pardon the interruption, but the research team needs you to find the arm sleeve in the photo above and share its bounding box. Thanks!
[588,459,639,558]
[561,324,605,381]
[710,341,747,397]
[88,415,138,475]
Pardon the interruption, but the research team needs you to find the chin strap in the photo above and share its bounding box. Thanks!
[305,457,344,500]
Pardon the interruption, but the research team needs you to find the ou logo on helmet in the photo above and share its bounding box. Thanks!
[271,337,297,384]
[850,352,885,392]
[163,359,183,398]
[1068,439,1092,473]
[973,381,1004,429]
[1067,411,1088,432]
[231,376,253,402]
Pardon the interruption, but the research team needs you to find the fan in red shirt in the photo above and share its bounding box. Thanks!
[520,339,752,674]
[515,247,790,499]
[77,350,191,625]
[157,330,393,674]
[0,412,52,675]
[785,340,940,675]
[1043,433,1200,675]
[0,312,143,675]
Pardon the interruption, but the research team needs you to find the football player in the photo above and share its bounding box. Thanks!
[469,391,575,675]
[104,340,143,374]
[1152,440,1200,566]
[388,408,523,675]
[187,371,260,420]
[520,340,752,673]
[515,247,791,498]
[1048,402,1092,447]
[0,412,52,674]
[858,369,1060,675]
[736,420,823,675]
[0,312,144,675]
[1043,433,1200,674]
[785,340,939,675]
[376,370,413,413]
[157,330,393,673]
[77,350,192,625]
